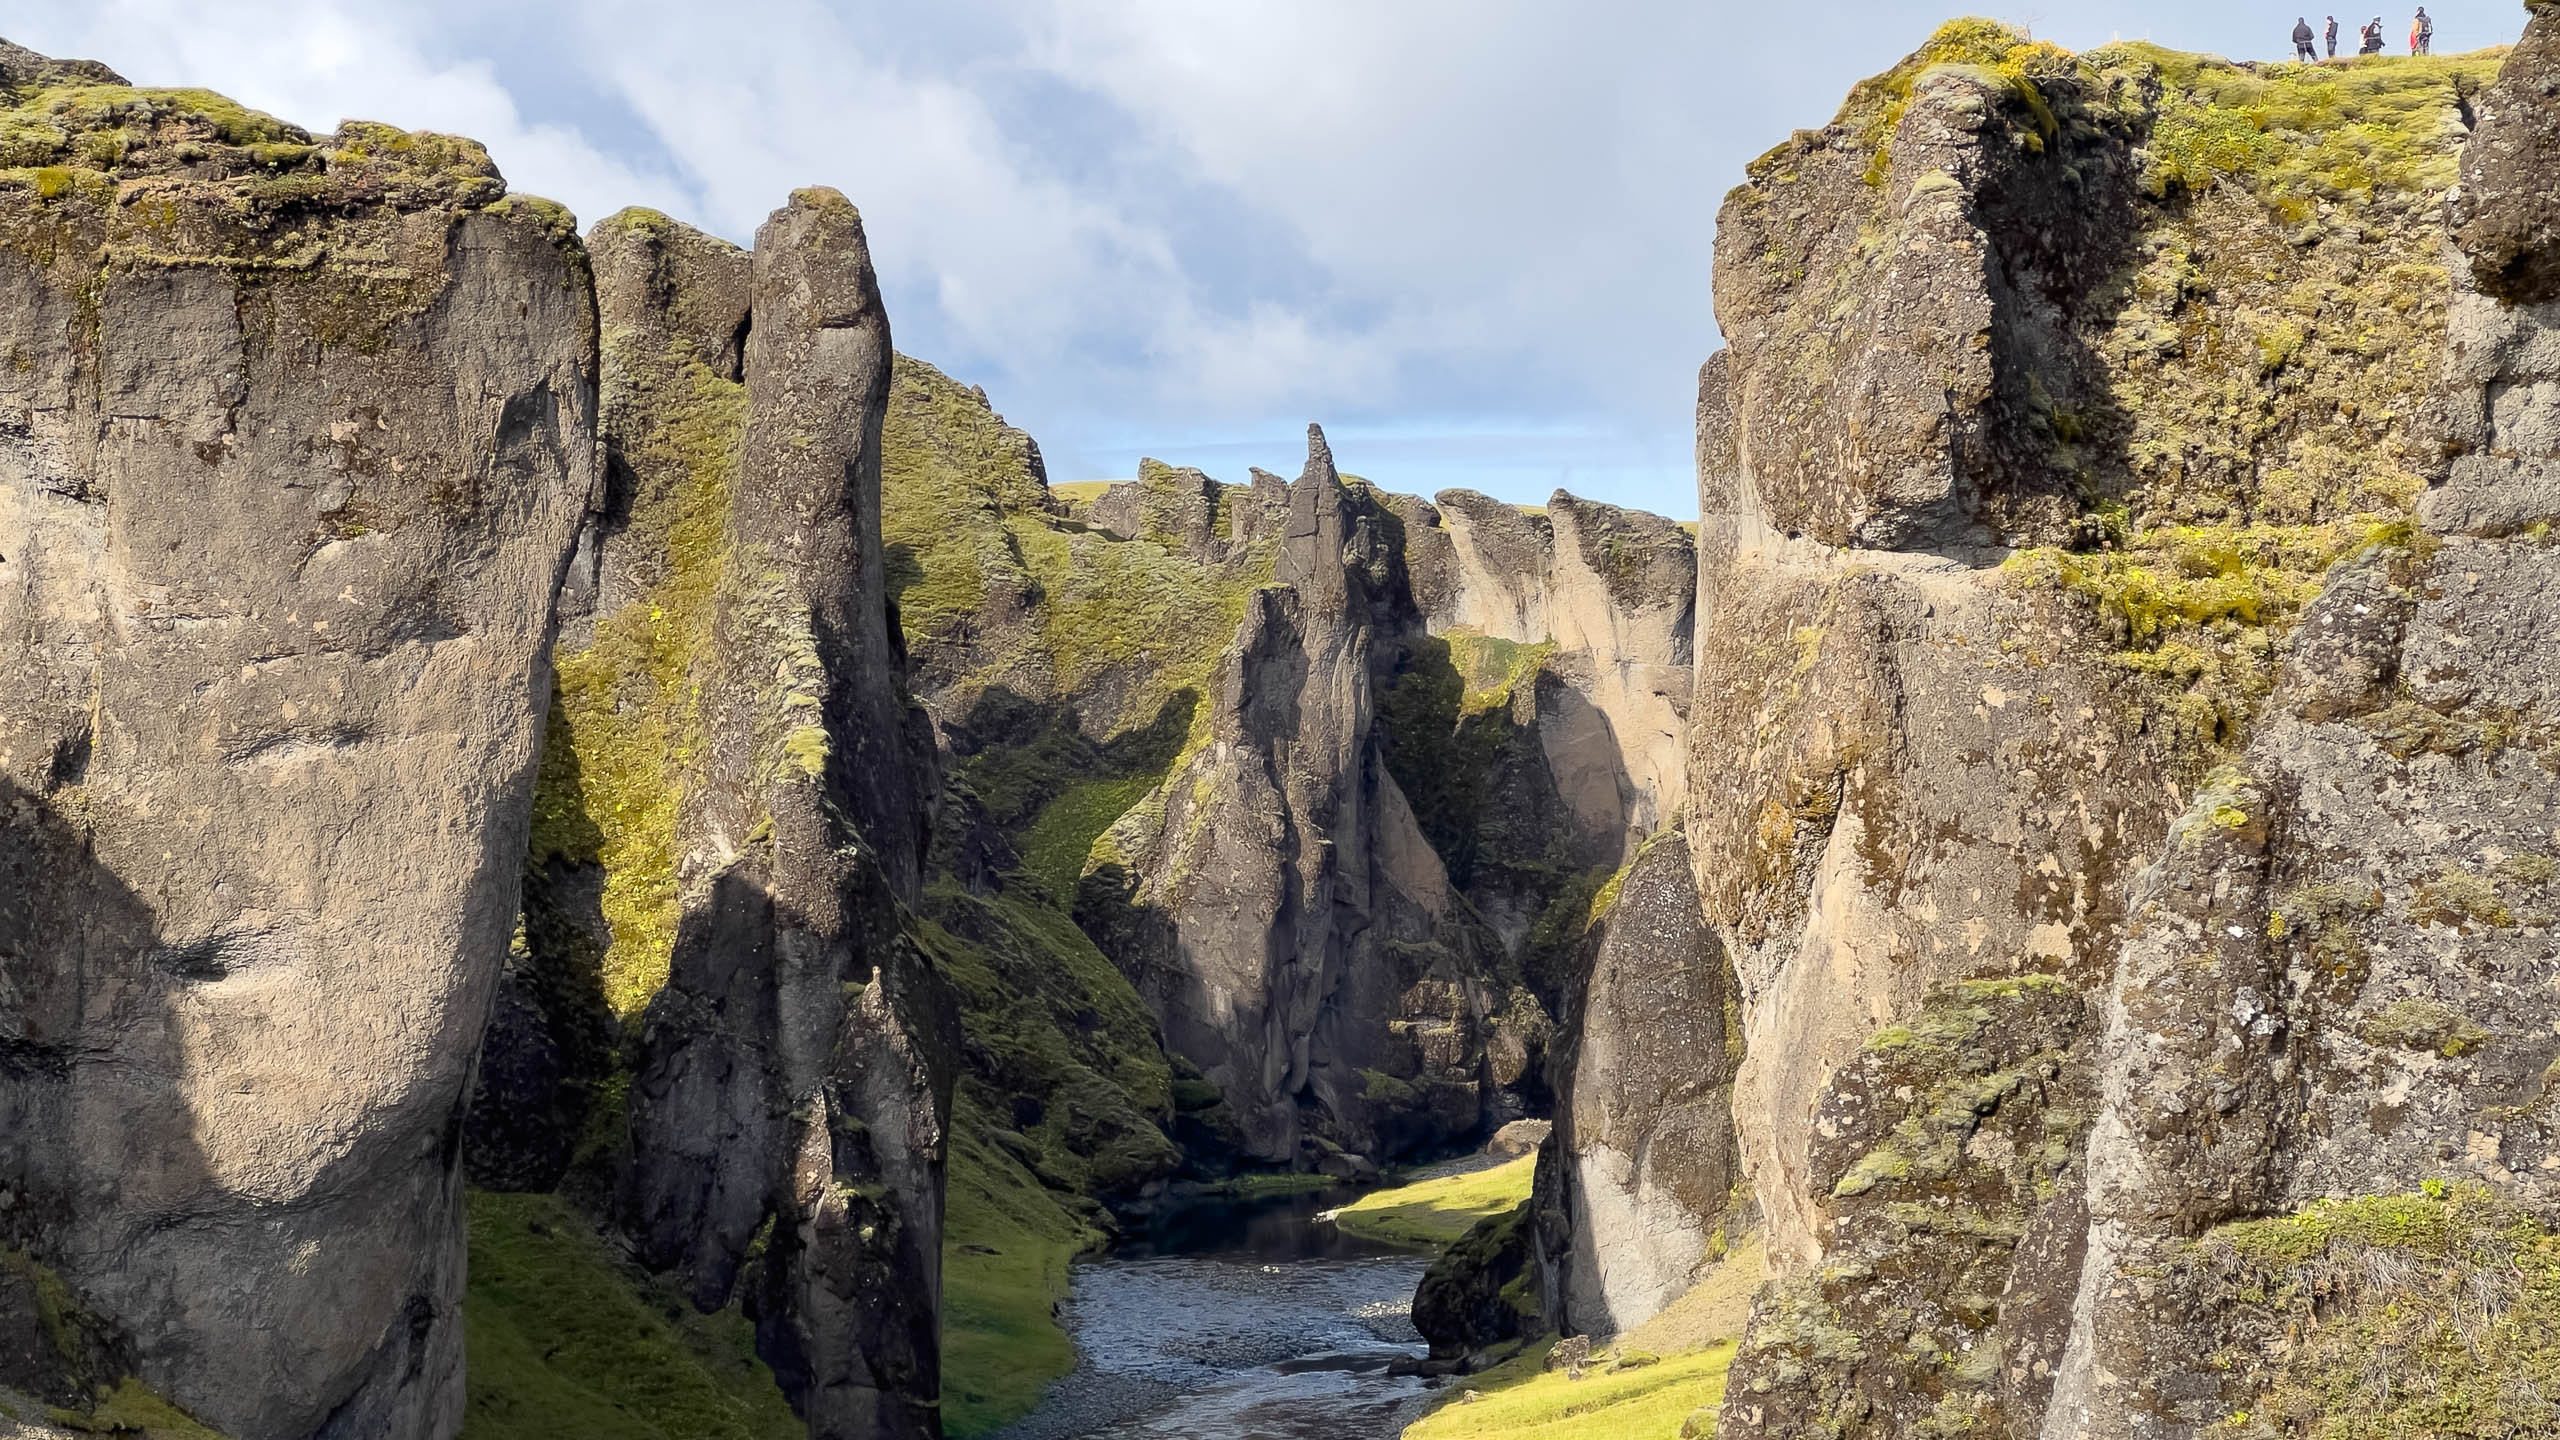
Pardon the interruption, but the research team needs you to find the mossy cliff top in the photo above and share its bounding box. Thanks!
[1723,17,2500,545]
[1715,20,2503,768]
[0,35,581,268]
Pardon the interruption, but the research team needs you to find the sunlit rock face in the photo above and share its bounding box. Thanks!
[1649,17,2560,1438]
[0,38,596,1438]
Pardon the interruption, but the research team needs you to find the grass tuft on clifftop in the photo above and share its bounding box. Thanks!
[1831,18,2079,186]
[2191,1184,2560,1437]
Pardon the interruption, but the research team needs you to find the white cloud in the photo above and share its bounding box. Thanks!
[11,0,2541,515]
[15,0,694,234]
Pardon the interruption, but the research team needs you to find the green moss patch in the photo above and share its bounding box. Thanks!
[461,1191,798,1440]
[2009,521,2413,759]
[1333,1155,1536,1250]
[1826,18,2082,187]
[1018,774,1160,905]
[533,347,744,1017]
[2120,45,2502,223]
[2191,1186,2560,1437]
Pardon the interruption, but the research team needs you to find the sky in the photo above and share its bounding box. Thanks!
[12,2,2530,517]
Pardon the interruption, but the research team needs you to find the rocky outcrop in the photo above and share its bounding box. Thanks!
[0,42,595,1440]
[466,195,957,1440]
[1414,1194,1541,1364]
[618,191,951,1440]
[1655,21,2524,1439]
[2044,13,2560,1434]
[1534,831,1743,1340]
[2452,2,2560,304]
[1077,429,1500,1166]
[1411,491,1695,862]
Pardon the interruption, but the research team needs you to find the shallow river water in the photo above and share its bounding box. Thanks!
[991,1186,1441,1440]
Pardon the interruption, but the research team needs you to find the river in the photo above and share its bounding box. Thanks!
[990,1184,1443,1440]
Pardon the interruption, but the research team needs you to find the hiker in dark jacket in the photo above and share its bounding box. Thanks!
[2293,16,2318,60]
[2361,17,2386,52]
[2325,14,2340,55]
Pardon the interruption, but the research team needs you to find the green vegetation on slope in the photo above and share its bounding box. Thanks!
[1404,1340,1739,1440]
[1994,38,2500,761]
[2193,1184,2560,1437]
[2132,45,2499,221]
[461,1191,799,1440]
[1403,1240,1763,1440]
[941,1103,1108,1440]
[921,884,1178,1196]
[882,354,1273,748]
[1334,1156,1538,1250]
[1018,774,1160,904]
[880,354,1051,644]
[530,335,745,1018]
[1376,628,1555,891]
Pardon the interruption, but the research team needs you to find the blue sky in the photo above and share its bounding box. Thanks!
[16,2,2529,516]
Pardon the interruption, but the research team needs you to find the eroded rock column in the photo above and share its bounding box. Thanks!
[0,45,596,1439]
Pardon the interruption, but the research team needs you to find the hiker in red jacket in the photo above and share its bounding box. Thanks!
[2411,7,2433,53]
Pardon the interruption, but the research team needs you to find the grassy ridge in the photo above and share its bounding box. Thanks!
[1404,1341,1738,1440]
[1401,1239,1764,1440]
[1333,1157,1537,1250]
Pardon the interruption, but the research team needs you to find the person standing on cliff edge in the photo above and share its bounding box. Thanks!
[2293,16,2319,59]
[2411,7,2433,52]
[2325,14,2340,55]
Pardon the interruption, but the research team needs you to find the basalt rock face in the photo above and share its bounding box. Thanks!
[618,191,951,1440]
[0,41,595,1440]
[478,196,953,1440]
[2046,16,2560,1435]
[1407,491,1694,868]
[1077,430,1501,1166]
[1533,831,1744,1341]
[2451,2,2560,303]
[1660,22,2529,1439]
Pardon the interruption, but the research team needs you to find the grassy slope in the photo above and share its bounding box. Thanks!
[1333,1157,1537,1250]
[941,1103,1107,1440]
[2195,1186,2560,1436]
[461,1192,800,1440]
[1406,1342,1738,1440]
[1402,1240,1764,1440]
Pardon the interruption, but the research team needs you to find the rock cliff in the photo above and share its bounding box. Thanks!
[0,41,595,1439]
[478,197,954,1440]
[2048,10,2560,1433]
[877,377,1698,1180]
[1618,18,2560,1439]
[1533,830,1743,1340]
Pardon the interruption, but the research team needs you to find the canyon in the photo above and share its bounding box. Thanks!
[5,8,2560,1440]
